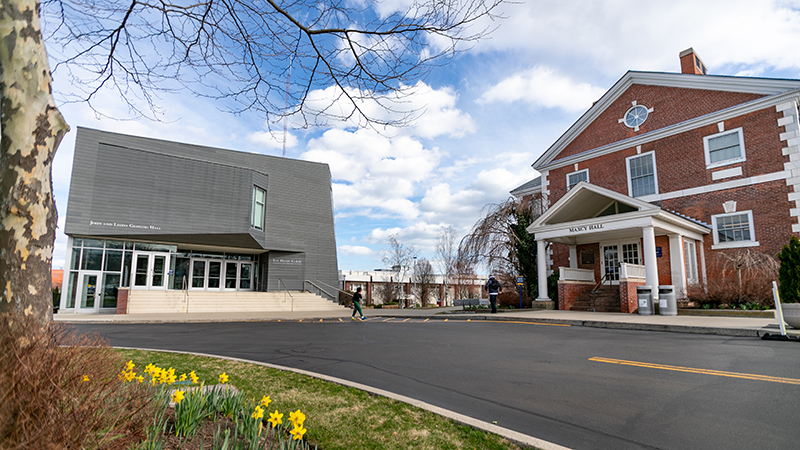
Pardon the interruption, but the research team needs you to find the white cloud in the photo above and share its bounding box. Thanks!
[475,0,800,76]
[479,66,606,112]
[248,129,298,151]
[292,82,475,139]
[339,245,374,256]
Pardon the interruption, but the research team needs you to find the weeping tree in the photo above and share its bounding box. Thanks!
[0,0,505,328]
[459,196,543,298]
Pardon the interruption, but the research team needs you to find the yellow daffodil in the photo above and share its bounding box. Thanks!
[290,424,307,441]
[171,390,185,404]
[267,410,283,428]
[288,409,306,427]
[189,371,199,384]
[82,375,89,383]
[125,371,137,382]
[259,395,271,408]
[252,405,264,420]
[218,372,229,384]
[144,363,156,374]
[137,375,144,383]
[151,378,157,387]
[125,360,135,371]
[179,373,187,382]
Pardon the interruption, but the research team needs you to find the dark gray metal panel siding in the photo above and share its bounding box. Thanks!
[64,127,339,291]
[267,251,306,291]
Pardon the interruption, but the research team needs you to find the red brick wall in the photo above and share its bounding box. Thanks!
[116,288,129,314]
[620,280,647,313]
[557,281,594,310]
[555,85,764,162]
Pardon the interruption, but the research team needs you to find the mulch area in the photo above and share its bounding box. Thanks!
[161,409,280,450]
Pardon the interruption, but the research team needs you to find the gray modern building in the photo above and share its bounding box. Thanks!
[59,127,342,314]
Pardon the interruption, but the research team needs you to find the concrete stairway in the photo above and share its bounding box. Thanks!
[570,286,621,312]
[127,290,345,314]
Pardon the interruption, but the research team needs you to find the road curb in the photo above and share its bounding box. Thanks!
[381,314,763,337]
[118,347,570,450]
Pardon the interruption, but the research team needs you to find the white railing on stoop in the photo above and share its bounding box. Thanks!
[620,263,646,280]
[559,267,595,282]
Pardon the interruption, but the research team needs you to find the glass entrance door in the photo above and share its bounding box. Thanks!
[77,271,102,313]
[132,252,169,289]
[603,245,619,282]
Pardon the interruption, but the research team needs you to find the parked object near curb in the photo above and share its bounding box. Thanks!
[658,286,677,316]
[637,286,653,316]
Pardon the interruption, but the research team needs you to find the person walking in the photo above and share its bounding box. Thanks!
[351,287,366,320]
[484,275,502,314]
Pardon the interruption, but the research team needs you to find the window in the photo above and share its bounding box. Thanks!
[626,152,658,197]
[684,240,698,284]
[566,169,588,190]
[251,186,266,230]
[704,128,745,168]
[711,211,758,249]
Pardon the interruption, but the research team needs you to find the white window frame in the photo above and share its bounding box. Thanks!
[703,127,746,169]
[684,240,699,285]
[625,151,658,198]
[251,186,266,230]
[711,210,759,249]
[566,169,589,190]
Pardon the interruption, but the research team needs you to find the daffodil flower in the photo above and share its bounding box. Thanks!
[288,409,306,427]
[260,395,271,408]
[137,375,144,383]
[252,405,264,420]
[82,375,89,383]
[179,373,187,382]
[218,372,229,384]
[125,360,135,371]
[144,363,156,374]
[171,390,185,404]
[267,410,283,428]
[189,371,199,384]
[290,424,307,440]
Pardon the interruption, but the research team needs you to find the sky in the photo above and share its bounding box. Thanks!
[46,0,800,272]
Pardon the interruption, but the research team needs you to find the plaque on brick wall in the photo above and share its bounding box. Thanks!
[581,251,595,265]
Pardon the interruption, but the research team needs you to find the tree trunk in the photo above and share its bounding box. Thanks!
[0,0,69,327]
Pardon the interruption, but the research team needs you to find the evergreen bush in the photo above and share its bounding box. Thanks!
[778,236,800,303]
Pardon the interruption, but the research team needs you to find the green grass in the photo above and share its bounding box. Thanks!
[116,349,528,450]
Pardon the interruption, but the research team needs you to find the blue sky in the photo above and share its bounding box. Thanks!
[47,0,800,271]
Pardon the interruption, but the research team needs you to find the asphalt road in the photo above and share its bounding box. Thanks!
[67,318,800,450]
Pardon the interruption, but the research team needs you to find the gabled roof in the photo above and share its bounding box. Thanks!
[531,181,658,227]
[533,71,800,170]
[509,176,541,197]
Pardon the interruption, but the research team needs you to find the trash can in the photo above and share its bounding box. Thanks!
[658,285,677,316]
[637,286,653,315]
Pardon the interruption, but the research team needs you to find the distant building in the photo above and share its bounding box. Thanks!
[513,49,800,312]
[59,128,341,314]
[339,269,484,307]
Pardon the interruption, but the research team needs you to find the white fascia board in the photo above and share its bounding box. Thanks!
[652,214,708,241]
[531,213,654,240]
[537,89,800,172]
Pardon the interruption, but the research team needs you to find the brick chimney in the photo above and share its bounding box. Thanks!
[679,48,707,75]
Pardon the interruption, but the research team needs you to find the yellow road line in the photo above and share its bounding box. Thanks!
[589,357,800,385]
[483,320,570,327]
[338,318,343,322]
[444,319,448,322]
[424,318,429,322]
[402,318,410,323]
[383,318,393,322]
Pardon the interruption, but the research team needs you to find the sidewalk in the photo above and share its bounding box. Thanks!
[53,306,794,338]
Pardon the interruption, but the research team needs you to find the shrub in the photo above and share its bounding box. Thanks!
[0,313,158,449]
[497,290,530,308]
[688,249,778,308]
[778,235,800,303]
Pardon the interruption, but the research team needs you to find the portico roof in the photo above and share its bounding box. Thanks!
[527,182,710,245]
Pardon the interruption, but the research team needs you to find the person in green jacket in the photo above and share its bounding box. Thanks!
[351,287,366,320]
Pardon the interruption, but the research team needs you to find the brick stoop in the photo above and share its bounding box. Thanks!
[571,286,621,312]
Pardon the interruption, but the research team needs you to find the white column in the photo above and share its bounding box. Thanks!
[699,239,708,294]
[668,234,687,298]
[536,239,549,301]
[569,245,578,269]
[643,225,659,300]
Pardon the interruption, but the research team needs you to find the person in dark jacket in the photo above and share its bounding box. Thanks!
[351,287,366,320]
[484,275,502,313]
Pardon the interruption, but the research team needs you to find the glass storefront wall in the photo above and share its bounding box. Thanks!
[62,237,259,312]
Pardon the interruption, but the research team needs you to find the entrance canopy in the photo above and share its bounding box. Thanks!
[527,181,709,244]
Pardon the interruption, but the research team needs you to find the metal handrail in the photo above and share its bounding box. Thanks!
[278,279,294,312]
[303,279,353,303]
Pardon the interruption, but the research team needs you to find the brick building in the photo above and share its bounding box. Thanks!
[514,49,800,312]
